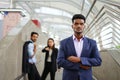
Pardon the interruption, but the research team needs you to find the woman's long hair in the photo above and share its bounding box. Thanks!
[47,38,55,49]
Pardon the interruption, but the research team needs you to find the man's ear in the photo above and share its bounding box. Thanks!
[71,25,73,29]
[83,24,86,31]
[84,23,86,28]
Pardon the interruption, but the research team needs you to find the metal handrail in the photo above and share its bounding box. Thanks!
[14,73,25,80]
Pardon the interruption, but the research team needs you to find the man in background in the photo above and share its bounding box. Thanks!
[22,32,41,80]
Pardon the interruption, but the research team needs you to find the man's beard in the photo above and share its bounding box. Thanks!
[31,39,36,42]
[75,30,82,35]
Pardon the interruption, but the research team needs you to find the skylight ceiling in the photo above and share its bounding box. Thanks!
[1,0,120,42]
[34,7,72,18]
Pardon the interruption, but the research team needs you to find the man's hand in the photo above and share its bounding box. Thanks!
[57,68,61,72]
[80,64,90,70]
[33,43,37,53]
[67,56,80,63]
[30,43,36,58]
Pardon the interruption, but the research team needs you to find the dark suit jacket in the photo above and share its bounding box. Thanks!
[22,41,32,73]
[57,36,102,80]
[42,47,58,72]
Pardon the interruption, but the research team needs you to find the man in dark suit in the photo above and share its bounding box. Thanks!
[57,14,102,80]
[22,32,41,80]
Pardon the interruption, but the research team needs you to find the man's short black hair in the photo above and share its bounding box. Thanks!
[72,14,86,23]
[31,32,39,36]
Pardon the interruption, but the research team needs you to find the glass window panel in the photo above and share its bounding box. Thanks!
[103,44,112,48]
[101,33,112,41]
[35,7,72,18]
[114,37,120,43]
[0,3,10,8]
[114,28,120,33]
[101,28,112,36]
[114,23,120,29]
[114,32,120,39]
[102,38,112,45]
[82,0,92,16]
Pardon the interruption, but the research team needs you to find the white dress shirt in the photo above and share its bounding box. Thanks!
[28,41,36,63]
[47,49,52,62]
[73,35,84,57]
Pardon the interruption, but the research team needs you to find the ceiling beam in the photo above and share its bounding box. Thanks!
[29,3,75,15]
[25,2,35,14]
[97,0,120,7]
[41,20,71,26]
[17,2,32,15]
[38,14,71,21]
[15,0,81,11]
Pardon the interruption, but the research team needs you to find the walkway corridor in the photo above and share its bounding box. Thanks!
[0,0,120,80]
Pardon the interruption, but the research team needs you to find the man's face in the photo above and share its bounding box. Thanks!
[72,19,85,34]
[31,34,38,42]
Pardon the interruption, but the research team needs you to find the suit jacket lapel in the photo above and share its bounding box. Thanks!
[81,37,89,57]
[68,36,77,56]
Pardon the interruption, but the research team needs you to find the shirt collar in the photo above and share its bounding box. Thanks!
[30,40,34,43]
[73,35,84,41]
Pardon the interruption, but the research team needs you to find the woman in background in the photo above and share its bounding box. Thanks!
[41,38,58,80]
